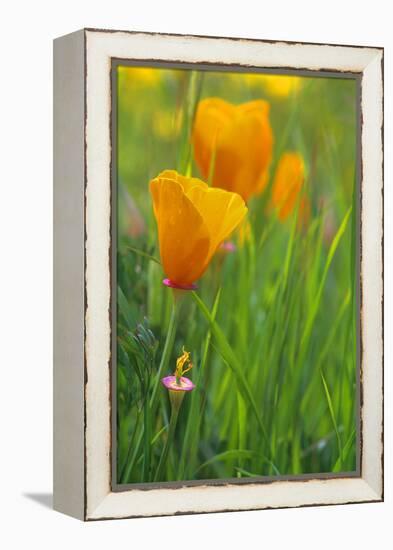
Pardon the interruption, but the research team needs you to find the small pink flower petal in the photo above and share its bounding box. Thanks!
[220,241,237,253]
[161,375,195,392]
[162,278,198,291]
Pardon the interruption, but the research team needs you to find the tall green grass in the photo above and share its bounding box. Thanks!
[116,67,358,483]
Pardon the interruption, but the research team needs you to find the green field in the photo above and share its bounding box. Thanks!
[115,66,358,484]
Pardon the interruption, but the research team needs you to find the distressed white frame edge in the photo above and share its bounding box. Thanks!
[55,29,383,521]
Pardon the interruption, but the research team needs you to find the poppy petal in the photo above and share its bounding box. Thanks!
[184,185,247,257]
[150,176,211,285]
[192,98,273,201]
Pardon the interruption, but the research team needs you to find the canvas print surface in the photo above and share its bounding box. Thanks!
[114,65,358,486]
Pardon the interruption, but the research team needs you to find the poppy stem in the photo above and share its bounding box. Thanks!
[120,299,179,484]
[150,298,178,410]
[177,70,204,173]
[119,407,142,483]
[154,396,182,482]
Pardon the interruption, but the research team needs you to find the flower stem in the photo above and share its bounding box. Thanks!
[154,404,180,482]
[150,298,178,410]
[142,393,152,481]
[119,297,178,484]
[177,70,204,174]
[119,407,141,484]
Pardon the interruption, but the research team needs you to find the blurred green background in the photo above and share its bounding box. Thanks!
[116,65,358,484]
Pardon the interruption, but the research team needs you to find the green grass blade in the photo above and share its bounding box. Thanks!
[320,369,343,465]
[195,450,280,476]
[300,290,351,413]
[178,289,222,479]
[332,427,356,472]
[177,70,204,173]
[142,397,152,481]
[150,424,167,446]
[300,206,352,352]
[191,291,272,454]
[117,285,136,329]
[125,246,161,265]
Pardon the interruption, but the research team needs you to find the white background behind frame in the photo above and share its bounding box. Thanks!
[82,30,382,519]
[1,1,391,548]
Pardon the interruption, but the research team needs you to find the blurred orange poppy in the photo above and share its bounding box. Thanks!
[271,152,309,224]
[192,98,273,202]
[150,170,247,288]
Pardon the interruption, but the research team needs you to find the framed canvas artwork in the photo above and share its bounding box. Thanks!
[53,28,383,520]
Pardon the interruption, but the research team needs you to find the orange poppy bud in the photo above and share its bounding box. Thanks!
[272,152,309,223]
[192,98,273,202]
[150,170,247,288]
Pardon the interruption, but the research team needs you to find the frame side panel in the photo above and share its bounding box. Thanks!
[53,29,85,520]
[360,52,384,498]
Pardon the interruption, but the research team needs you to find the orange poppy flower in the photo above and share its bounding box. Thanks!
[192,98,273,202]
[271,152,309,223]
[150,170,247,288]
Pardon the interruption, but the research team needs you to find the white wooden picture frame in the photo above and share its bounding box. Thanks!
[53,28,383,521]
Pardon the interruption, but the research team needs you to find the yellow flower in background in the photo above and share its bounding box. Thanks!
[150,170,247,288]
[245,74,303,98]
[192,98,273,202]
[272,152,309,223]
[153,110,180,140]
[264,75,302,97]
[118,66,162,92]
